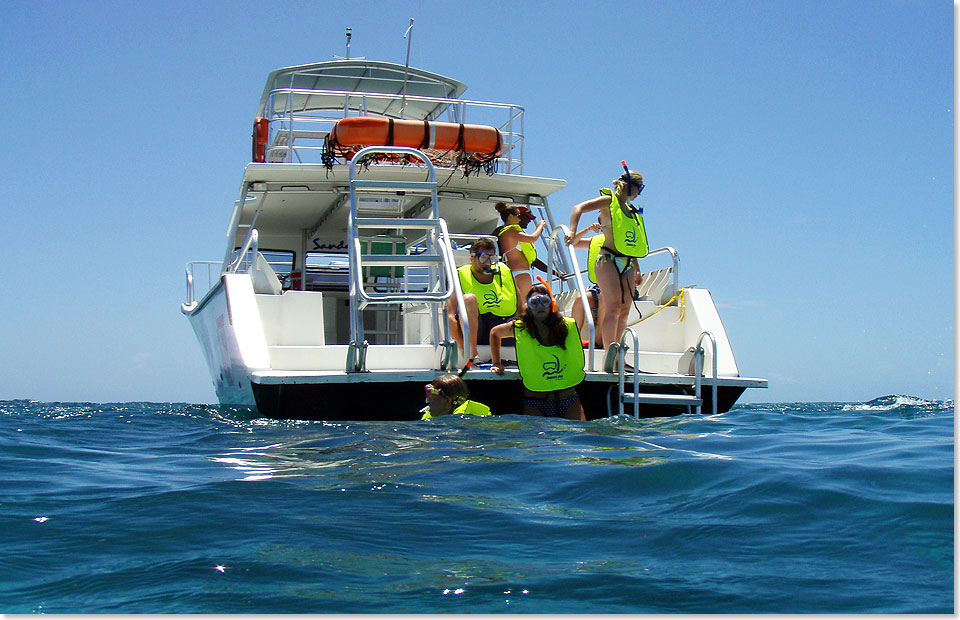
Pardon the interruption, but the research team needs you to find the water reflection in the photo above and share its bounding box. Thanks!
[206,412,739,487]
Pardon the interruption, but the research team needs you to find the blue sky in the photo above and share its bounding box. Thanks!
[0,0,953,404]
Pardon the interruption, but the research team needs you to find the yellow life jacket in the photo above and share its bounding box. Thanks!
[601,187,648,258]
[497,224,537,266]
[586,234,605,284]
[421,399,492,419]
[513,317,586,392]
[457,263,518,317]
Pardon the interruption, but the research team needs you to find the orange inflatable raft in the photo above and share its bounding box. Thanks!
[324,116,502,164]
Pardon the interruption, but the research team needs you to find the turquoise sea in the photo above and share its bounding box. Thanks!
[0,396,953,613]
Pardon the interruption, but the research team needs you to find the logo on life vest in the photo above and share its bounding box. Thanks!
[541,354,566,379]
[482,290,501,308]
[624,230,637,247]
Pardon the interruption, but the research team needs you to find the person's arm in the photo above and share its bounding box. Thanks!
[489,322,513,375]
[571,222,601,249]
[515,220,546,243]
[566,195,609,244]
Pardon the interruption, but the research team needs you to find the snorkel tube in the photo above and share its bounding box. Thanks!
[535,275,558,313]
[620,160,644,215]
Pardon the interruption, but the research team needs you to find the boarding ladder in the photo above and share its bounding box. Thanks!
[345,146,466,372]
[617,328,719,416]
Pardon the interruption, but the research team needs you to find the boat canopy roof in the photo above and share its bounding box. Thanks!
[257,60,468,121]
[235,163,567,247]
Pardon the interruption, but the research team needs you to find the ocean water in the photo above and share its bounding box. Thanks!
[0,396,952,614]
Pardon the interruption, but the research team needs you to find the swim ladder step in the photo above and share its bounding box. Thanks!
[620,392,702,406]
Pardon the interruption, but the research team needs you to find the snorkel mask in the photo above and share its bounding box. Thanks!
[474,249,499,274]
[534,275,558,313]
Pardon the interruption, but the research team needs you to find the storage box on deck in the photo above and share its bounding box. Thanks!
[362,236,405,278]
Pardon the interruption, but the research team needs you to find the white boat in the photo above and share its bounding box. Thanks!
[181,56,767,420]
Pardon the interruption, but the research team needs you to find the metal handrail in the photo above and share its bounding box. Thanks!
[642,247,680,299]
[263,87,525,172]
[226,228,258,274]
[437,217,468,369]
[616,328,718,417]
[184,261,222,304]
[618,327,641,417]
[696,331,719,415]
[346,145,468,369]
[546,225,597,371]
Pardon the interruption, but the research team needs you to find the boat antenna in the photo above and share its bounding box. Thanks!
[334,27,364,61]
[400,18,414,118]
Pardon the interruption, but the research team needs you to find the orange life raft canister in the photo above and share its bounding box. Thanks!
[324,116,502,161]
[252,116,269,162]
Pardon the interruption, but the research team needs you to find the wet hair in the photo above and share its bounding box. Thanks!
[431,374,470,406]
[517,284,568,348]
[494,202,520,223]
[613,170,643,200]
[470,237,496,255]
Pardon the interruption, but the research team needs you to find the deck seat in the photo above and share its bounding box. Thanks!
[267,344,442,371]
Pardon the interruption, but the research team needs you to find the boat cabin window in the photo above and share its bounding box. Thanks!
[302,251,350,291]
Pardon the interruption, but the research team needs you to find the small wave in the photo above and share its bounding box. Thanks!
[840,394,953,416]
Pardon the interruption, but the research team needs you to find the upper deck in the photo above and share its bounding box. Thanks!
[254,60,527,175]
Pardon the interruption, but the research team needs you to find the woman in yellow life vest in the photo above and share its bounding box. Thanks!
[493,202,546,312]
[565,164,647,357]
[420,374,492,419]
[489,283,586,420]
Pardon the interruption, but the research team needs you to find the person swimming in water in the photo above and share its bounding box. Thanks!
[420,374,491,419]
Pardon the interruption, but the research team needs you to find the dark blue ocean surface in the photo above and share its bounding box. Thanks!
[0,396,952,613]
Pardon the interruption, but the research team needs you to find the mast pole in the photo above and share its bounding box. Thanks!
[400,18,414,118]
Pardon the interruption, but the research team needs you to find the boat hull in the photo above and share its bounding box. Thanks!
[248,371,754,421]
[182,277,260,408]
[183,273,763,420]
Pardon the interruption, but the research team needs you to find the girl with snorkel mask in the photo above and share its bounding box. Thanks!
[489,279,586,420]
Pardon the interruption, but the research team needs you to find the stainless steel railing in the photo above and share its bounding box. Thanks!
[261,88,525,173]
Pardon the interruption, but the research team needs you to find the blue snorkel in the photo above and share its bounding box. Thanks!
[620,160,644,216]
